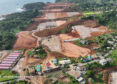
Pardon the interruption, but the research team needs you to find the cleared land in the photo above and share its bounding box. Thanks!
[13,31,37,49]
[34,12,80,21]
[0,51,10,62]
[41,35,61,52]
[61,42,91,58]
[110,72,117,84]
[73,25,112,39]
[25,22,39,31]
[36,20,66,31]
[59,34,90,58]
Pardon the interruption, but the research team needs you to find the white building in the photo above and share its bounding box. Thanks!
[59,60,71,65]
[99,59,107,65]
[76,76,86,84]
[107,41,114,44]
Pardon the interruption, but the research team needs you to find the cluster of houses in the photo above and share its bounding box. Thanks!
[28,59,59,76]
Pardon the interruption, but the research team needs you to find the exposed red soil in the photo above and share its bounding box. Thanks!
[81,20,99,28]
[67,31,80,38]
[88,27,113,39]
[44,3,74,13]
[55,12,68,18]
[61,42,91,58]
[84,43,98,55]
[13,31,37,49]
[44,3,74,9]
[59,33,77,41]
[34,14,82,37]
[59,34,90,58]
[25,22,39,31]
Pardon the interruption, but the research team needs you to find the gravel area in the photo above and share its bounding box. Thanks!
[111,72,117,84]
[37,20,66,31]
[72,25,99,39]
[41,35,61,52]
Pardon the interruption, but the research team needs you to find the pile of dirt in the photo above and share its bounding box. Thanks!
[25,22,39,31]
[61,42,91,58]
[34,12,80,22]
[81,20,99,28]
[41,35,61,52]
[59,34,90,58]
[84,43,98,55]
[89,26,113,38]
[44,3,74,13]
[59,33,79,41]
[55,12,68,18]
[72,24,112,39]
[13,31,37,49]
[34,15,82,37]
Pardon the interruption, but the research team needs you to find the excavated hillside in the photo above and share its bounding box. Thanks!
[13,31,37,49]
[34,14,82,37]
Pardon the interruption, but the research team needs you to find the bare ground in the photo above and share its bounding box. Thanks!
[13,31,37,49]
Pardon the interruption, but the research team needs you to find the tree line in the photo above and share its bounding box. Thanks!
[0,2,45,50]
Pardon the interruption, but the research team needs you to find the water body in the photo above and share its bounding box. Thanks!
[0,0,55,16]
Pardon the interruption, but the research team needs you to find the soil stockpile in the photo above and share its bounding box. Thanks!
[13,31,37,49]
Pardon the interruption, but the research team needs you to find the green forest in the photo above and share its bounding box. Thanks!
[23,2,45,10]
[56,0,117,12]
[0,0,117,50]
[56,0,117,32]
[0,2,45,50]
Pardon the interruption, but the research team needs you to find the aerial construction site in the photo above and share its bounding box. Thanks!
[0,2,115,84]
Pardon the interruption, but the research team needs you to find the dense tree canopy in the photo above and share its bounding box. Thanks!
[56,0,117,12]
[0,9,42,50]
[23,2,45,10]
[0,32,16,50]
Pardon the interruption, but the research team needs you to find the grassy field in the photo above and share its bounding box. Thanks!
[0,70,19,82]
[108,48,117,64]
[83,11,101,16]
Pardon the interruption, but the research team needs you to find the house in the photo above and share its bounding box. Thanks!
[87,55,92,60]
[35,65,41,72]
[73,66,80,71]
[112,47,115,50]
[106,58,112,62]
[80,40,86,45]
[107,41,114,44]
[107,47,110,49]
[73,66,87,71]
[29,67,36,76]
[115,36,117,39]
[76,76,86,84]
[113,44,116,47]
[59,60,71,65]
[52,59,58,65]
[99,59,107,65]
[46,62,51,68]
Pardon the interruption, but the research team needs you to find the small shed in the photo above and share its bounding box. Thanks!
[46,62,51,68]
[87,55,92,60]
[52,59,58,65]
[99,59,107,65]
[59,60,71,65]
[29,67,36,76]
[35,65,41,72]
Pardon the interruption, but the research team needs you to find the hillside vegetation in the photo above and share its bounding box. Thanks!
[0,9,42,50]
[82,10,117,32]
[56,0,117,12]
[23,2,45,10]
[56,0,117,33]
